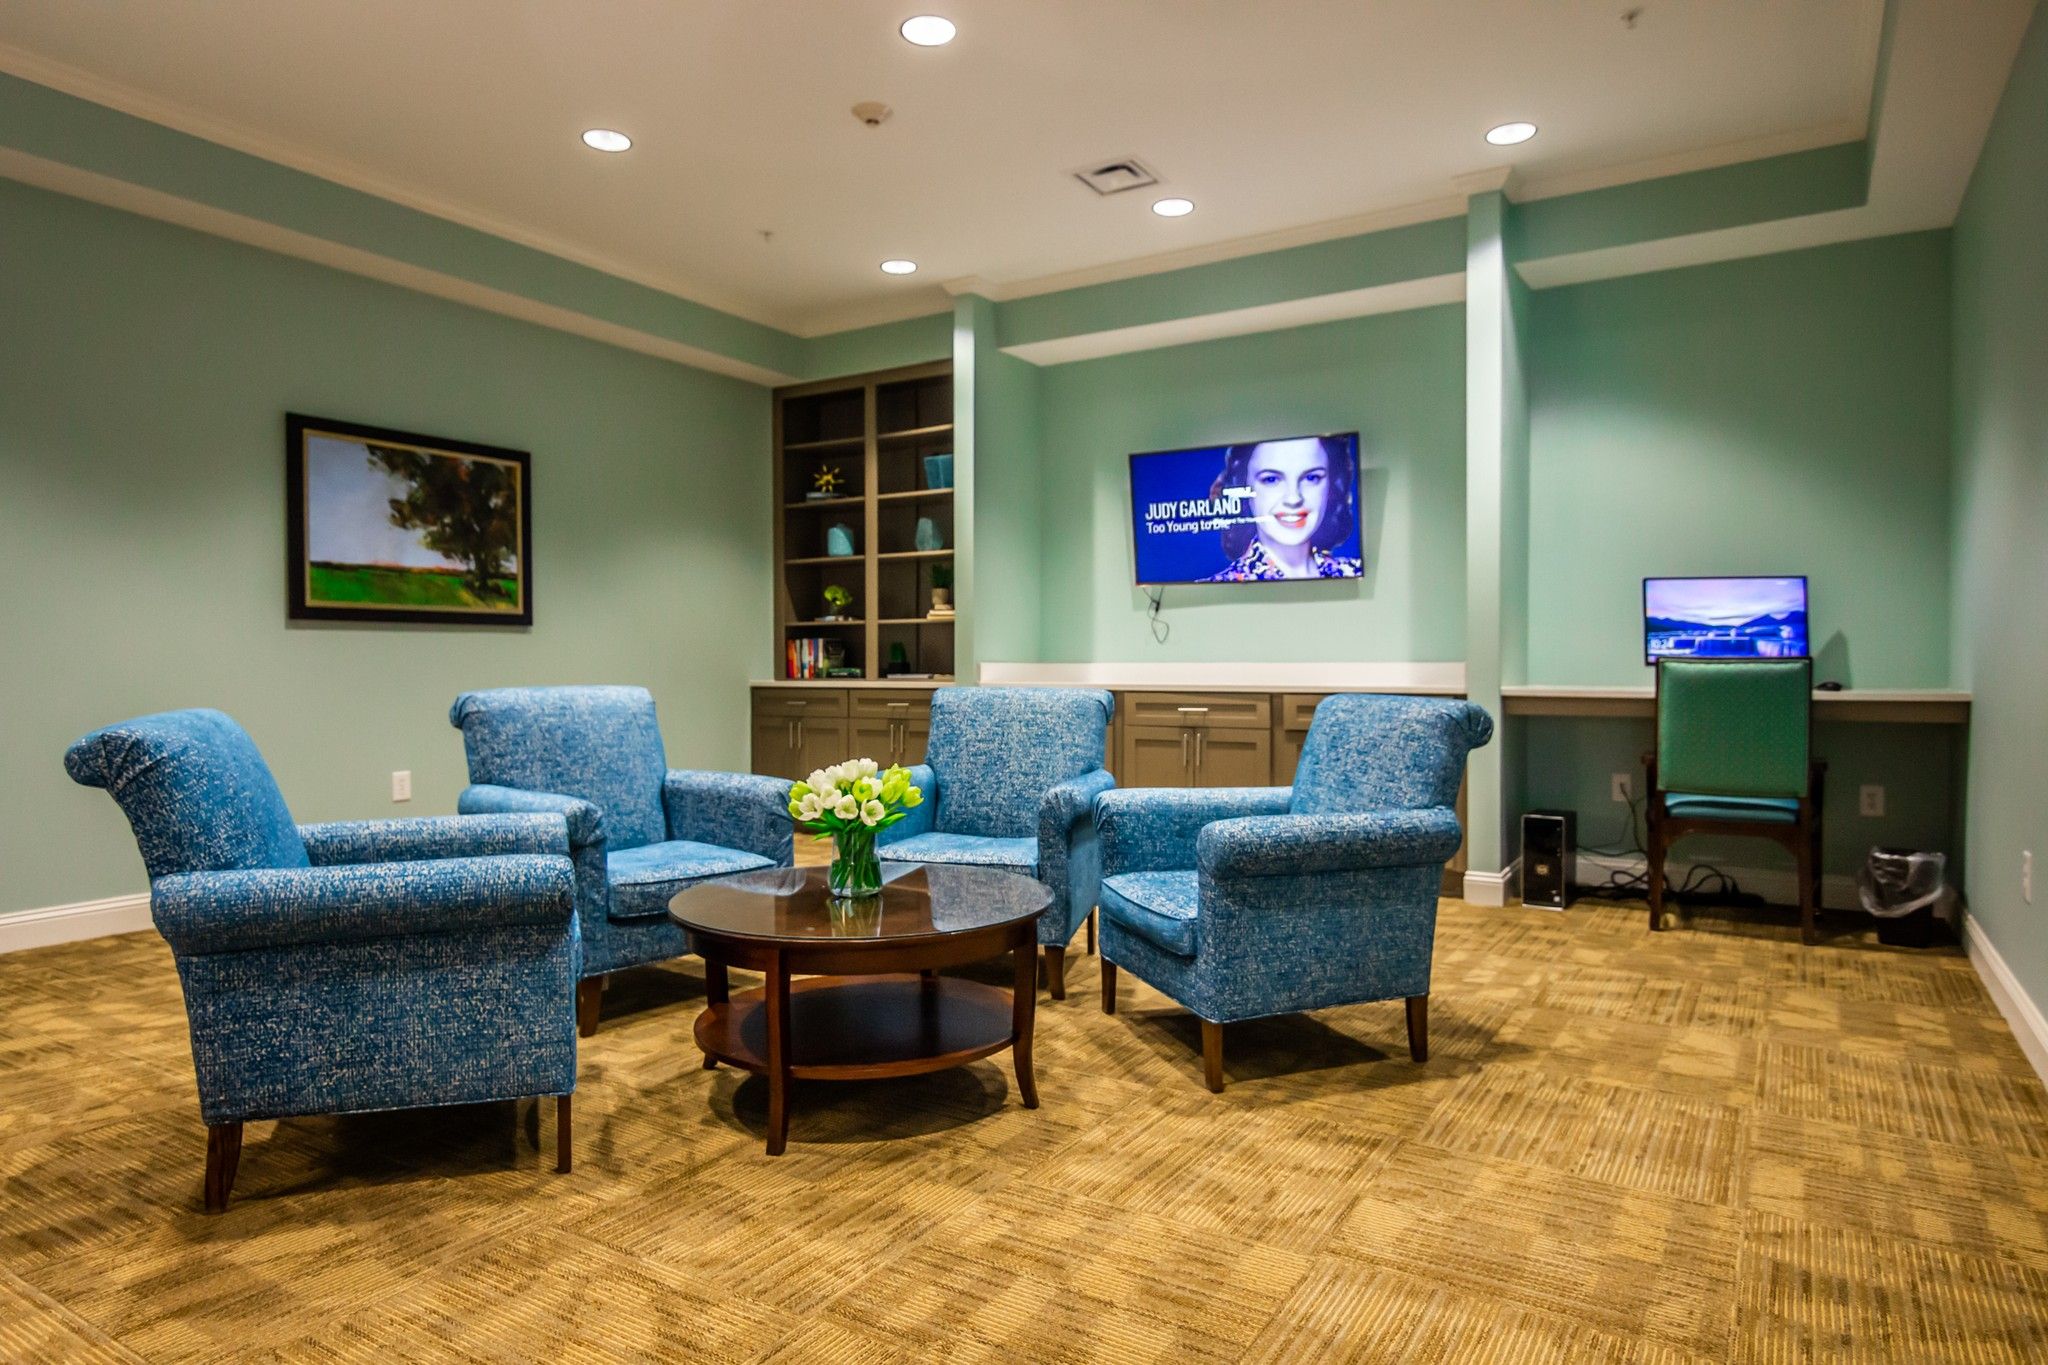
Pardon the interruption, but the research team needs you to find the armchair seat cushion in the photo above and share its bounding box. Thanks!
[881,832,1038,874]
[1665,792,1800,824]
[1099,871,1201,958]
[607,840,775,920]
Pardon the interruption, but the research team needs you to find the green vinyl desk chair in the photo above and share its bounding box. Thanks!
[1644,658,1826,944]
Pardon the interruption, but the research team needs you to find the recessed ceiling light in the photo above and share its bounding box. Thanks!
[581,129,632,152]
[900,15,956,46]
[1151,197,1195,218]
[1485,121,1538,146]
[880,259,919,275]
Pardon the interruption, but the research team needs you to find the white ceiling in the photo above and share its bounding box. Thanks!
[0,1,1886,335]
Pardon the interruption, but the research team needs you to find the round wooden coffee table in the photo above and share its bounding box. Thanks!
[669,863,1049,1155]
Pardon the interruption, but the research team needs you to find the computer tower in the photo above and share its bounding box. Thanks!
[1521,810,1577,909]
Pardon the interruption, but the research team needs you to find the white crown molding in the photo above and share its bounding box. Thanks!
[965,197,1470,303]
[1001,272,1465,367]
[0,148,799,386]
[1962,910,2048,1087]
[1451,167,1517,197]
[787,292,953,338]
[0,892,151,955]
[939,276,994,299]
[0,41,793,333]
[1512,121,1868,204]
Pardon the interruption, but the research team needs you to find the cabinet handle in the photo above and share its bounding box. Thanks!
[788,700,809,708]
[1175,706,1210,715]
[1181,728,1192,770]
[886,701,910,710]
[795,719,805,751]
[1196,730,1206,769]
[786,719,795,750]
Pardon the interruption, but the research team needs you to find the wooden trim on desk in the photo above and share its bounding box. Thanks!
[1500,685,1971,724]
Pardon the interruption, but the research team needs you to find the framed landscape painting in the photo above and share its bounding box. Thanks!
[286,414,532,626]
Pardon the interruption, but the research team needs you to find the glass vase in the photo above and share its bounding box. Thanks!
[828,826,883,900]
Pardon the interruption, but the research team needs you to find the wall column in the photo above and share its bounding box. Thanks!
[1462,182,1530,904]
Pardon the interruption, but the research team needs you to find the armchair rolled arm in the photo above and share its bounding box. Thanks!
[1038,769,1115,848]
[459,785,603,850]
[298,813,568,866]
[662,770,794,864]
[1097,786,1294,875]
[877,764,938,848]
[1198,807,1462,881]
[151,855,575,956]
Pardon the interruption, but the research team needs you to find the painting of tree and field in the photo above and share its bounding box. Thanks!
[289,417,531,626]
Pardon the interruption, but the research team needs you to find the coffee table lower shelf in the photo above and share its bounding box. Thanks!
[695,973,1019,1081]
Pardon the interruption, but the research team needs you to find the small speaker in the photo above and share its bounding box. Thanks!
[1521,809,1577,909]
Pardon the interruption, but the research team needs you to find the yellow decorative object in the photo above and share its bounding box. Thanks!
[810,465,843,496]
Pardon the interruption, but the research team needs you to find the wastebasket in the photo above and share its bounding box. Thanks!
[1858,848,1948,948]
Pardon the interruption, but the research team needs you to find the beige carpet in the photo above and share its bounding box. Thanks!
[3,883,2045,1363]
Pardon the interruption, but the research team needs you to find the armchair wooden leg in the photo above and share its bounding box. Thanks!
[576,978,604,1037]
[1201,1020,1225,1093]
[555,1095,572,1174]
[1405,995,1429,1064]
[1101,959,1118,1014]
[1086,908,1097,956]
[203,1122,242,1215]
[1044,945,1066,1001]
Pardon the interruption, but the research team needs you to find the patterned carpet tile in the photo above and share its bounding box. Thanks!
[1733,1212,2048,1365]
[1330,1145,1744,1356]
[1028,1095,1397,1251]
[3,896,2047,1361]
[1756,1042,2048,1160]
[1242,1258,1720,1365]
[819,1186,1315,1364]
[1417,1065,1746,1206]
[1742,1111,2048,1269]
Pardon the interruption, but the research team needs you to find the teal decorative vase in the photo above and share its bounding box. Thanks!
[826,523,856,557]
[828,826,882,899]
[914,516,942,551]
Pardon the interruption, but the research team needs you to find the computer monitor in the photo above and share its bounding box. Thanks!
[1643,576,1808,664]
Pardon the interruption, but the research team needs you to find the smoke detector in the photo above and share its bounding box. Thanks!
[1072,158,1160,196]
[852,101,893,127]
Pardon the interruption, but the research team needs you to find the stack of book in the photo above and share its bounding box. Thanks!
[786,637,835,679]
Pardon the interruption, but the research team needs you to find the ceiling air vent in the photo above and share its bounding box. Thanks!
[1072,158,1160,196]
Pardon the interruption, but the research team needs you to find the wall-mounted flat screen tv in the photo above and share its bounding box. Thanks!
[1644,575,1809,663]
[1129,432,1362,585]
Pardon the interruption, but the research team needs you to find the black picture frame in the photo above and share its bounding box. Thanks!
[286,413,533,627]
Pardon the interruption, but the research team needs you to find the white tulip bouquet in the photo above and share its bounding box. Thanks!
[788,759,923,898]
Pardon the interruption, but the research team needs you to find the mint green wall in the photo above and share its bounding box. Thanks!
[0,179,770,914]
[966,307,1045,667]
[1525,233,1955,688]
[1951,6,2048,1004]
[799,312,951,382]
[1032,306,1467,663]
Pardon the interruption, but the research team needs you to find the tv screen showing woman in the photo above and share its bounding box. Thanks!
[1128,433,1363,585]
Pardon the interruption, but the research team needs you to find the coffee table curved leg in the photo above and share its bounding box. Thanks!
[765,950,792,1155]
[703,959,729,1069]
[1012,938,1039,1110]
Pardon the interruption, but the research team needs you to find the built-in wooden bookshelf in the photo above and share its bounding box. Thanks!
[772,361,955,681]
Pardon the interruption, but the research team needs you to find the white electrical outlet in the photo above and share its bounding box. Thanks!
[2025,850,2034,905]
[1610,772,1632,803]
[1858,784,1885,818]
[391,770,412,803]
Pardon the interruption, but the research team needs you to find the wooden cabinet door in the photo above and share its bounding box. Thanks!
[1120,724,1194,789]
[752,716,801,779]
[795,718,850,777]
[1193,727,1272,788]
[897,719,930,767]
[849,718,896,767]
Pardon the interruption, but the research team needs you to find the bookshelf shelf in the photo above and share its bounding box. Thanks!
[774,361,955,681]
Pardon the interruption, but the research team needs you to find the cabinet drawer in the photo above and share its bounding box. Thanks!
[848,689,933,721]
[1278,693,1328,731]
[752,688,848,718]
[1120,691,1271,730]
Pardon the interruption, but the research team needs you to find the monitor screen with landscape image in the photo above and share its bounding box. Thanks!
[1643,576,1808,663]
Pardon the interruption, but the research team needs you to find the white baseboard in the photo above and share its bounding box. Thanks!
[0,893,152,954]
[1960,911,2048,1086]
[1462,858,1520,907]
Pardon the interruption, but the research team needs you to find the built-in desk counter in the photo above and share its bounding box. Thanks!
[1501,685,1972,724]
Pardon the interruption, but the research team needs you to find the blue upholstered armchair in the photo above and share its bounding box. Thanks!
[64,709,580,1213]
[450,685,794,1034]
[877,686,1115,998]
[1095,693,1493,1090]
